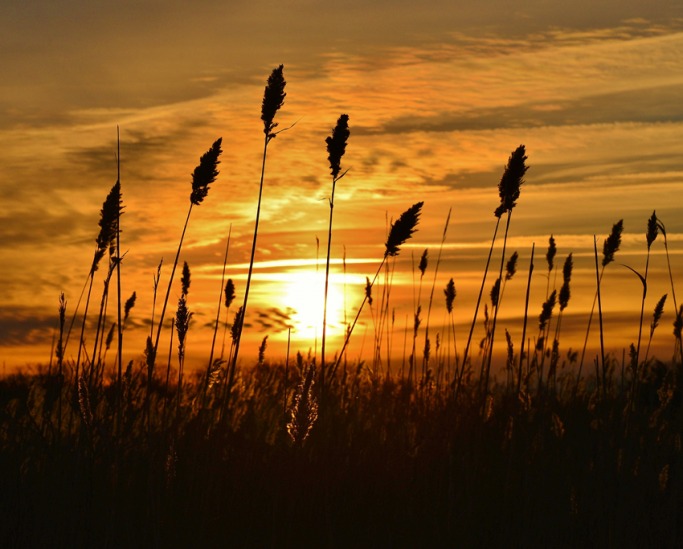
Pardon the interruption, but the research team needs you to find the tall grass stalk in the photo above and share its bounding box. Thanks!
[330,202,423,381]
[461,218,500,382]
[422,208,451,379]
[151,138,222,376]
[644,294,667,363]
[482,145,528,399]
[74,181,121,387]
[229,65,286,396]
[517,243,535,395]
[410,250,427,383]
[634,211,659,367]
[204,226,232,405]
[115,127,124,394]
[594,236,607,399]
[576,220,623,391]
[321,114,349,388]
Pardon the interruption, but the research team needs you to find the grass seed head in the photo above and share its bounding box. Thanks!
[326,113,350,180]
[602,219,623,267]
[124,291,136,323]
[490,277,501,308]
[190,138,222,205]
[181,262,191,296]
[494,144,527,218]
[444,278,456,314]
[93,180,122,272]
[546,235,557,273]
[418,248,428,277]
[261,64,286,137]
[647,210,659,249]
[539,289,557,331]
[224,279,236,309]
[505,251,519,281]
[559,253,573,311]
[385,201,424,257]
[650,294,667,336]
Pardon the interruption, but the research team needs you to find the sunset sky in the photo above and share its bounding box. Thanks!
[2,1,683,376]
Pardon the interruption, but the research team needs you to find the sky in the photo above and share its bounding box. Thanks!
[2,0,683,378]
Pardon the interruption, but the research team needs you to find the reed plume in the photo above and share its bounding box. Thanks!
[151,138,222,371]
[576,219,623,390]
[204,229,232,405]
[332,202,424,379]
[422,209,451,380]
[482,145,528,399]
[287,362,319,446]
[321,114,350,387]
[73,181,122,385]
[634,211,659,368]
[545,235,557,298]
[644,294,667,363]
[230,65,287,396]
[175,263,192,414]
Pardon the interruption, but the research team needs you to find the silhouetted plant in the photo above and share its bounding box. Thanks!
[482,145,528,399]
[321,113,350,388]
[151,138,222,374]
[230,65,287,400]
[576,219,623,390]
[423,209,451,380]
[331,202,424,380]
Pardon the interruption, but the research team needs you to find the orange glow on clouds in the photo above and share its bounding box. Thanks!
[2,12,683,373]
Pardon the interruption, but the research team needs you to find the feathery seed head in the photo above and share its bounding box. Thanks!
[181,262,191,296]
[559,254,573,311]
[418,249,428,277]
[261,65,286,137]
[124,291,136,323]
[231,306,244,342]
[539,289,557,331]
[93,180,122,272]
[651,294,667,336]
[647,210,659,249]
[444,278,456,314]
[490,277,501,308]
[602,219,623,267]
[190,138,222,205]
[287,362,319,445]
[224,279,236,309]
[258,336,268,366]
[505,251,519,281]
[494,145,527,218]
[385,202,424,257]
[175,295,192,361]
[326,114,350,180]
[546,235,557,273]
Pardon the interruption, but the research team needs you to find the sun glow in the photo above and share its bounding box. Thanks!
[283,270,347,344]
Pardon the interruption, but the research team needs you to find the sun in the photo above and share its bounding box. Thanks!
[283,270,347,343]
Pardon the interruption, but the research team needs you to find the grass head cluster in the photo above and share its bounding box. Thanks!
[2,66,683,547]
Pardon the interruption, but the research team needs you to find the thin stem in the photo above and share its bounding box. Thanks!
[460,217,501,381]
[321,177,338,388]
[229,135,270,397]
[517,243,535,396]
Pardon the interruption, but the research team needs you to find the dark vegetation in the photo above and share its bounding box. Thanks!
[2,65,682,548]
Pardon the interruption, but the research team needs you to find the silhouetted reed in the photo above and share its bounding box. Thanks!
[321,113,350,388]
[331,202,424,380]
[151,138,222,374]
[482,145,528,400]
[230,65,286,400]
[577,219,623,389]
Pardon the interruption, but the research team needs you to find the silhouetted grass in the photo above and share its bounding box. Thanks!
[3,68,683,548]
